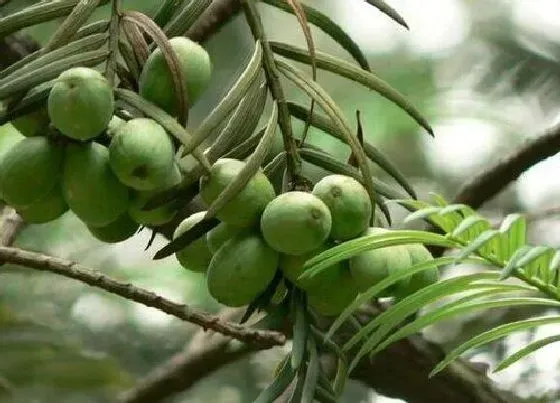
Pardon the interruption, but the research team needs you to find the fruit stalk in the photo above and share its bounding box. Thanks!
[0,245,287,347]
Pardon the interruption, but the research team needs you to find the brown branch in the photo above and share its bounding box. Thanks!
[0,205,24,250]
[186,0,241,43]
[0,245,286,347]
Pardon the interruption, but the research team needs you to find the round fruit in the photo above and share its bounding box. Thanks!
[349,227,412,297]
[200,158,275,228]
[109,118,175,191]
[206,222,242,254]
[393,244,439,298]
[207,232,279,307]
[173,211,213,273]
[139,37,212,116]
[87,213,139,243]
[128,164,182,226]
[11,107,50,137]
[260,191,332,256]
[62,142,129,227]
[0,125,25,192]
[16,187,68,224]
[308,268,359,316]
[0,136,63,208]
[48,67,114,140]
[280,242,341,293]
[312,174,372,240]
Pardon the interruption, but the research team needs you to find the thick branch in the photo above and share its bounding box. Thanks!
[0,245,286,347]
[186,0,241,43]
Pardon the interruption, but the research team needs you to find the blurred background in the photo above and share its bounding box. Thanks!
[3,0,560,402]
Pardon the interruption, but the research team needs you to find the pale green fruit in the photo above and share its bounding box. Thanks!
[139,37,212,116]
[48,67,114,140]
[87,213,139,243]
[0,136,63,208]
[393,244,439,298]
[200,158,275,228]
[173,211,213,273]
[62,142,129,227]
[11,107,50,137]
[308,268,359,317]
[206,222,242,254]
[0,123,25,201]
[312,174,372,240]
[207,232,279,307]
[260,191,332,256]
[16,186,68,224]
[109,118,175,191]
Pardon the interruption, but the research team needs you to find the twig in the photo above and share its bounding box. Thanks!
[0,245,286,347]
[0,205,25,266]
[105,0,120,85]
[186,0,242,43]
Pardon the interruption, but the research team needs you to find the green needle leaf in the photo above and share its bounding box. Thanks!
[494,334,560,372]
[364,0,409,29]
[254,355,296,403]
[302,337,319,403]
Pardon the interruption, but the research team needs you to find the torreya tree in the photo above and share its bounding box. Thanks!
[1,1,559,402]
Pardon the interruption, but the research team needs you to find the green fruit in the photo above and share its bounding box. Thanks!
[312,174,372,240]
[280,242,341,293]
[139,37,212,116]
[349,227,412,297]
[109,118,175,191]
[308,268,359,316]
[207,232,279,307]
[62,142,129,227]
[48,67,114,140]
[206,222,242,254]
[16,186,68,224]
[260,191,332,256]
[87,213,139,243]
[173,211,213,273]
[0,136,63,208]
[11,107,50,137]
[393,244,439,298]
[0,124,25,199]
[200,158,275,228]
[128,164,182,226]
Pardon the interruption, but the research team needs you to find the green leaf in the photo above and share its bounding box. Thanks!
[271,42,433,136]
[364,0,409,29]
[345,274,507,371]
[288,102,416,198]
[154,216,220,259]
[396,199,453,230]
[0,33,109,86]
[315,385,338,403]
[302,337,319,403]
[516,246,555,281]
[180,39,263,157]
[494,334,560,372]
[254,355,296,403]
[0,49,109,100]
[454,229,501,264]
[153,0,183,27]
[499,213,527,261]
[204,102,278,222]
[333,356,348,398]
[263,0,370,71]
[275,59,377,224]
[310,326,346,363]
[430,315,560,377]
[500,245,533,280]
[451,215,491,239]
[0,82,53,126]
[0,0,108,38]
[301,230,458,278]
[114,88,210,170]
[164,0,212,37]
[291,289,307,370]
[264,152,287,179]
[369,293,553,361]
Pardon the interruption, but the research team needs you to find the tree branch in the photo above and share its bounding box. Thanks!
[186,0,241,43]
[0,245,286,347]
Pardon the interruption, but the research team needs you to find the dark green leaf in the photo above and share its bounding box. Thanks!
[302,337,319,403]
[291,289,307,370]
[254,355,296,403]
[364,0,409,29]
[154,217,219,259]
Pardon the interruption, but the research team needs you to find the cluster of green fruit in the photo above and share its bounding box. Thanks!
[0,37,212,242]
[173,158,439,316]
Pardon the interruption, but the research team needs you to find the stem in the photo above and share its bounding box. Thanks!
[0,245,286,347]
[241,0,301,189]
[105,0,120,86]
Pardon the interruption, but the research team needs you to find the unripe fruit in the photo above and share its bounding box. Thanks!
[0,124,25,199]
[87,213,139,243]
[62,142,129,227]
[207,232,279,307]
[128,164,182,226]
[308,268,359,316]
[312,174,372,240]
[11,107,50,137]
[48,67,114,140]
[393,244,439,298]
[260,191,332,256]
[280,242,340,293]
[349,227,412,297]
[200,158,275,228]
[0,136,63,208]
[173,211,213,273]
[109,118,175,191]
[16,187,68,224]
[139,37,212,116]
[206,222,242,254]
